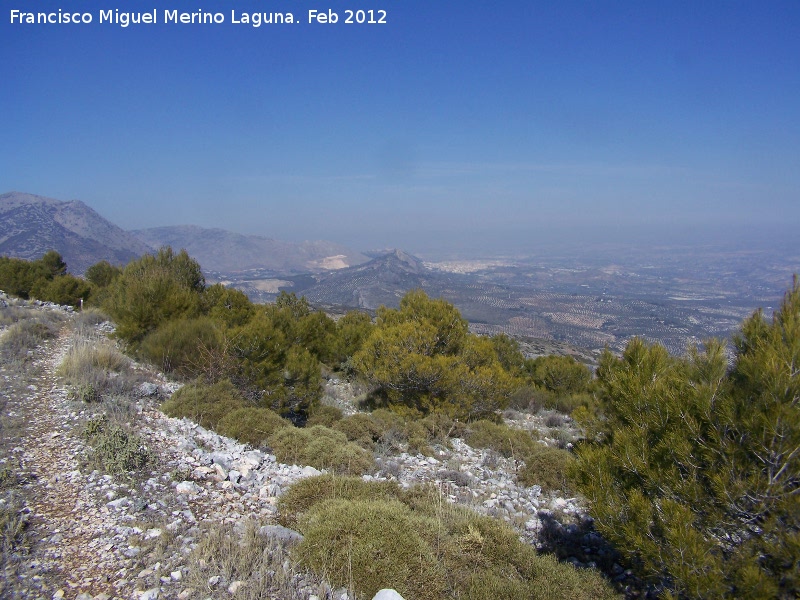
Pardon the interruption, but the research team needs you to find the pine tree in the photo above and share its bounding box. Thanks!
[572,277,800,598]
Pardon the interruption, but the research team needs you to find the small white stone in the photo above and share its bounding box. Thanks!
[372,591,405,600]
[176,481,199,494]
[301,465,321,477]
[227,580,245,595]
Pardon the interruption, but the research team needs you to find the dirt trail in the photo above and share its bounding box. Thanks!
[0,308,319,600]
[2,320,122,598]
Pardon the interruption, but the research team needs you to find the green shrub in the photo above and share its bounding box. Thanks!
[571,279,800,598]
[31,274,91,307]
[524,355,592,395]
[200,283,254,328]
[267,425,308,466]
[465,420,540,458]
[518,445,575,492]
[282,476,619,600]
[296,499,447,600]
[277,474,401,530]
[230,310,322,418]
[417,411,466,444]
[138,316,223,379]
[305,404,344,428]
[403,420,434,456]
[352,290,519,420]
[0,252,89,307]
[334,309,374,363]
[83,415,152,475]
[333,408,466,455]
[217,407,290,447]
[267,425,373,475]
[509,384,597,418]
[333,413,385,449]
[85,260,121,288]
[161,380,247,430]
[370,408,407,442]
[102,247,204,343]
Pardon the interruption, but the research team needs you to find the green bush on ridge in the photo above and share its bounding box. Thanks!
[267,425,373,475]
[0,251,89,307]
[161,379,247,431]
[352,290,524,421]
[279,475,619,600]
[217,407,290,447]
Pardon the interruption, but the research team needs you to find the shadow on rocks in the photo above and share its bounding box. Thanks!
[537,512,661,599]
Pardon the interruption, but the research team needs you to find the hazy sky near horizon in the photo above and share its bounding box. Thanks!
[2,1,799,256]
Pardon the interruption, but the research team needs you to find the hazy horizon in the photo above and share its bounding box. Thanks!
[2,2,798,258]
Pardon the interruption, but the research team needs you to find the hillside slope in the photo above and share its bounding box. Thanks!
[296,249,432,309]
[0,192,150,274]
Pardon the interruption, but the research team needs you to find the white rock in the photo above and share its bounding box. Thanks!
[139,589,160,600]
[373,591,405,600]
[176,481,199,494]
[227,580,245,594]
[301,465,322,477]
[258,525,303,543]
[107,497,129,509]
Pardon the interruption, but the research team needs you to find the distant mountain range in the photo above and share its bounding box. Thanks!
[0,192,151,274]
[0,192,368,275]
[295,249,432,309]
[133,225,368,274]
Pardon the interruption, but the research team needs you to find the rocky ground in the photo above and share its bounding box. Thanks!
[0,295,641,600]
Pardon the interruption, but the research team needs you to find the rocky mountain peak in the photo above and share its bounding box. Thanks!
[0,191,151,274]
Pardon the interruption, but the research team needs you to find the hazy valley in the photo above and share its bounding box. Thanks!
[3,191,797,362]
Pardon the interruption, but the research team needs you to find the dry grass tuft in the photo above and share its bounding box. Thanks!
[58,338,136,401]
[184,520,325,600]
[0,315,61,364]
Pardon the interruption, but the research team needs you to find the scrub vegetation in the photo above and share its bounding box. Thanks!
[3,248,797,599]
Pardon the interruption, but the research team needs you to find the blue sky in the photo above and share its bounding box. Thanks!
[2,1,799,256]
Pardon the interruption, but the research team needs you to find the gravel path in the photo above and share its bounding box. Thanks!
[0,311,323,600]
